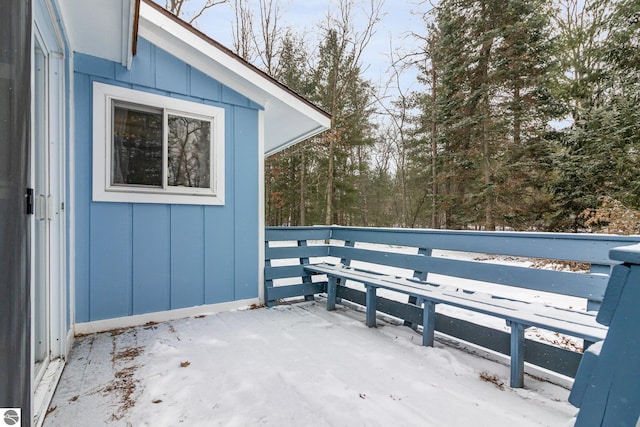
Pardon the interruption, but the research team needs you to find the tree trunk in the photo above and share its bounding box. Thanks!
[300,148,306,226]
[513,85,521,146]
[479,30,495,231]
[430,36,439,229]
[325,134,335,225]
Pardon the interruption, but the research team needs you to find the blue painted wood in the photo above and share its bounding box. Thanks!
[365,285,377,327]
[327,276,338,311]
[132,204,171,314]
[609,243,640,264]
[596,264,630,326]
[422,300,436,346]
[330,226,640,264]
[73,40,263,323]
[73,73,92,323]
[155,45,188,94]
[588,263,611,313]
[233,107,258,300]
[89,203,133,321]
[204,206,235,305]
[573,250,640,426]
[265,226,332,241]
[265,265,308,280]
[222,85,250,107]
[74,53,115,80]
[329,245,609,301]
[298,240,315,302]
[308,263,607,340]
[508,321,526,388]
[264,240,275,307]
[190,66,221,101]
[569,341,603,407]
[265,245,329,260]
[267,283,326,300]
[406,247,430,328]
[170,205,205,309]
[339,240,356,266]
[337,286,584,378]
[129,37,155,86]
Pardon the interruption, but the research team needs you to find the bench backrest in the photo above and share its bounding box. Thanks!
[266,226,640,307]
[328,227,640,303]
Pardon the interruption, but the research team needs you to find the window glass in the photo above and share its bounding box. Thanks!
[168,114,211,188]
[112,104,163,187]
[93,82,225,205]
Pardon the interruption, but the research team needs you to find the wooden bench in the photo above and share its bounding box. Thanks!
[265,227,640,387]
[568,245,640,426]
[305,262,607,388]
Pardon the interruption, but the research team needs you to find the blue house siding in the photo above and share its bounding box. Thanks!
[73,38,261,323]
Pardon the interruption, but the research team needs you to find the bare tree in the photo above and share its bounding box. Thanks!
[255,0,283,76]
[164,0,229,24]
[231,0,256,62]
[321,0,384,225]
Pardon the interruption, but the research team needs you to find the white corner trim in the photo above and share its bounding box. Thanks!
[74,298,261,335]
[122,0,136,68]
[66,328,75,358]
[258,110,265,305]
[68,49,77,352]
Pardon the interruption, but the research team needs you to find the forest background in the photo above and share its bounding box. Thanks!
[160,0,640,234]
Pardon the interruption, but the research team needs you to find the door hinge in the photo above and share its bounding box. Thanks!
[26,188,34,215]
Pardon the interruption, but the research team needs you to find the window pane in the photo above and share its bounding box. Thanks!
[112,104,163,187]
[168,114,211,189]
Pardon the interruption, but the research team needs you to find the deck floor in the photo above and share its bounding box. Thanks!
[44,301,576,426]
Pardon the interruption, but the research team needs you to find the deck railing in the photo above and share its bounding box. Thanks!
[265,226,640,378]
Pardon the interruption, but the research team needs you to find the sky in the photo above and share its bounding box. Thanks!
[179,0,430,98]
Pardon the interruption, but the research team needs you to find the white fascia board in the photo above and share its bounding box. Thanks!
[138,2,330,153]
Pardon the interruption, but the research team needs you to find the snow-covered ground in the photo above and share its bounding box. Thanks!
[45,302,577,426]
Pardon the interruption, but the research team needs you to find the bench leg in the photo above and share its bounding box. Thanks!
[326,276,337,311]
[508,321,525,388]
[422,300,436,347]
[365,285,377,328]
[403,296,420,330]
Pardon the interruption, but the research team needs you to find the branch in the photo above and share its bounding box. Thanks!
[189,0,230,24]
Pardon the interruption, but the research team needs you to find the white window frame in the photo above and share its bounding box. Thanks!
[93,82,225,205]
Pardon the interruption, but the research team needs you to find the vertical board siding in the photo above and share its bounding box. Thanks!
[204,206,235,304]
[74,53,115,80]
[126,37,155,86]
[190,67,221,101]
[234,107,259,300]
[73,73,92,323]
[132,204,171,314]
[74,37,260,322]
[89,203,133,320]
[170,206,205,309]
[155,46,189,94]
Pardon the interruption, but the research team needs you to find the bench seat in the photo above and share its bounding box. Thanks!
[305,262,608,388]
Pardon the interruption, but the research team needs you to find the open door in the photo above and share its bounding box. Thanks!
[32,2,67,425]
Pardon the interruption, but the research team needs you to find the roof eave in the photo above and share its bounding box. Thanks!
[139,0,330,154]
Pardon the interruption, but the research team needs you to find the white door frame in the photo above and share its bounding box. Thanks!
[32,0,67,424]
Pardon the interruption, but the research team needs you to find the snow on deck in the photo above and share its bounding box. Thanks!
[44,302,576,426]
